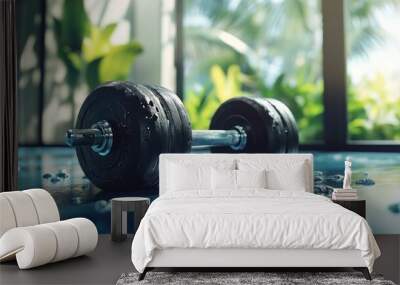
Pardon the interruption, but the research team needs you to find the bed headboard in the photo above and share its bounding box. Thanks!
[159,153,313,195]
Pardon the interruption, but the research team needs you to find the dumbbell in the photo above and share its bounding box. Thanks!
[66,81,298,193]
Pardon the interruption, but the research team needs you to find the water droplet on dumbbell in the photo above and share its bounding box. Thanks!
[42,173,52,179]
[50,177,61,184]
[56,171,69,179]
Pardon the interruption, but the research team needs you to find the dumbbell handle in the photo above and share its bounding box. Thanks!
[66,121,247,155]
[66,129,103,146]
[191,127,246,150]
[66,120,113,156]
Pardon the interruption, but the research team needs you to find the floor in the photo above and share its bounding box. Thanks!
[1,235,399,285]
[0,235,134,285]
[374,235,400,284]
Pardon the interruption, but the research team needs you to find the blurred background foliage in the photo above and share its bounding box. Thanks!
[17,0,400,144]
[17,0,142,143]
[52,0,142,126]
[185,64,251,129]
[348,74,400,140]
[183,0,400,143]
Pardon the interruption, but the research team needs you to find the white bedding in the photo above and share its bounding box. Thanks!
[131,190,380,273]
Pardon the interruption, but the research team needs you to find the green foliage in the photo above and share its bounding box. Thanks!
[188,60,400,141]
[256,74,324,143]
[184,0,400,142]
[82,23,118,62]
[348,74,400,140]
[185,63,324,143]
[184,0,325,141]
[185,65,248,129]
[54,0,143,90]
[98,43,143,84]
[61,0,90,53]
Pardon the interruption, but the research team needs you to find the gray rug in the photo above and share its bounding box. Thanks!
[116,272,396,285]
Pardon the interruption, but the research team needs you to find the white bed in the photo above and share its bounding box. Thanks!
[131,154,380,280]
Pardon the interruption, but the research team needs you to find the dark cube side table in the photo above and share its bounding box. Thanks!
[111,197,150,242]
[332,199,366,218]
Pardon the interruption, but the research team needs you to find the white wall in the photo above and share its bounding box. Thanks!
[130,0,176,91]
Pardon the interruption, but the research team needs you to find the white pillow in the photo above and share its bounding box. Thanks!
[237,159,308,191]
[236,169,267,189]
[167,163,211,191]
[266,167,306,191]
[166,159,236,192]
[211,168,236,190]
[211,168,268,191]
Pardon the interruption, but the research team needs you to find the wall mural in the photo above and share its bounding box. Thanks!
[313,152,400,234]
[18,148,400,234]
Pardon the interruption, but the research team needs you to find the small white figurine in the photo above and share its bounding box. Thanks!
[343,157,352,189]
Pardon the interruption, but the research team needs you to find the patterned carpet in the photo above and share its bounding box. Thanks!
[116,271,396,285]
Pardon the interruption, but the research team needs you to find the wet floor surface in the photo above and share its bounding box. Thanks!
[18,147,400,234]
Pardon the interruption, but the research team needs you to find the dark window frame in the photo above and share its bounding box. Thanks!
[175,0,400,152]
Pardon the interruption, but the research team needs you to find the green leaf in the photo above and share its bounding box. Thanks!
[226,65,241,98]
[53,18,68,61]
[100,23,118,41]
[209,64,244,103]
[67,52,82,70]
[210,65,226,102]
[83,23,118,62]
[98,41,143,82]
[61,0,90,53]
[86,58,102,90]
